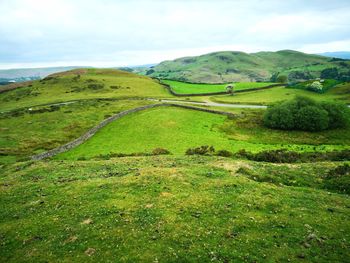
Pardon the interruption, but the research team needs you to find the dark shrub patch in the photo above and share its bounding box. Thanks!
[216,149,233,157]
[251,149,301,163]
[87,83,104,90]
[186,145,215,155]
[320,101,350,129]
[324,164,350,194]
[295,106,329,131]
[152,148,171,155]
[264,96,349,131]
[236,149,350,163]
[327,164,350,177]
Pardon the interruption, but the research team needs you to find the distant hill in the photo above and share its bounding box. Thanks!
[317,51,350,60]
[142,50,350,83]
[0,66,89,84]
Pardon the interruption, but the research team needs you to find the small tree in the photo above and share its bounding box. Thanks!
[276,75,288,83]
[307,81,323,93]
[226,84,235,95]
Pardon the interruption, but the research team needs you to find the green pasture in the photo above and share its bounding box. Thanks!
[162,79,275,95]
[57,106,350,160]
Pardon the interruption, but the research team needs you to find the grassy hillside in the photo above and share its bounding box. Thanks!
[162,80,275,95]
[144,50,350,83]
[0,66,87,82]
[0,68,168,111]
[1,156,349,262]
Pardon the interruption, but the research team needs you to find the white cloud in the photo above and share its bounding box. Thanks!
[0,0,349,68]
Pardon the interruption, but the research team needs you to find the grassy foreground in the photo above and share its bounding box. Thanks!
[1,156,349,262]
[162,80,275,94]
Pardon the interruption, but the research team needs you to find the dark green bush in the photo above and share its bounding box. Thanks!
[264,96,349,131]
[236,149,350,163]
[324,164,350,194]
[185,145,215,155]
[152,148,170,155]
[320,101,350,129]
[216,149,233,157]
[251,149,301,163]
[295,106,329,131]
[87,83,104,90]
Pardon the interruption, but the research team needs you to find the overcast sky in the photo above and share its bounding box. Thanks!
[0,0,350,69]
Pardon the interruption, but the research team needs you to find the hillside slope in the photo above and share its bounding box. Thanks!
[144,50,350,83]
[0,66,88,84]
[0,68,168,111]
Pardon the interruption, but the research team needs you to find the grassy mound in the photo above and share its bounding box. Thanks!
[0,68,169,111]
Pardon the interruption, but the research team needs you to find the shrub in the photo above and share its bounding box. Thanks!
[216,149,233,157]
[263,102,296,130]
[276,75,288,83]
[252,149,301,163]
[295,106,329,131]
[236,149,350,163]
[264,96,349,131]
[87,83,104,90]
[327,164,350,177]
[320,102,350,129]
[307,81,323,93]
[185,145,215,155]
[152,148,170,155]
[324,164,350,194]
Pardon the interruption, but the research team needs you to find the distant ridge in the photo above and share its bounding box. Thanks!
[142,50,350,83]
[0,66,90,84]
[317,51,350,60]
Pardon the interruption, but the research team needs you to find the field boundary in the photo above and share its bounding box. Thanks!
[31,103,235,160]
[158,79,286,96]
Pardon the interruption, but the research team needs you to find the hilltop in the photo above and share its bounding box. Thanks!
[0,66,89,85]
[143,50,350,83]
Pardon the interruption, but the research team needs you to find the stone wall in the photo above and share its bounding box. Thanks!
[31,103,235,160]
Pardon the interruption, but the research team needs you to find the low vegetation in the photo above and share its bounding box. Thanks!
[1,156,349,262]
[264,96,350,131]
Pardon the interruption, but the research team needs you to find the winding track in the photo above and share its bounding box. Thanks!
[149,99,267,109]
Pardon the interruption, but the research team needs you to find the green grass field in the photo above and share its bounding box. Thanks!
[57,106,350,160]
[1,156,349,262]
[162,80,275,94]
[0,99,154,164]
[211,83,350,105]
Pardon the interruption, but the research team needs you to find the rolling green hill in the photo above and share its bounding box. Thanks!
[0,68,168,111]
[144,50,350,83]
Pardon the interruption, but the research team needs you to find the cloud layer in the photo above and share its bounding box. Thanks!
[0,0,349,68]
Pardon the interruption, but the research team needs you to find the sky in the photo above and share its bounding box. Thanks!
[0,0,350,69]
